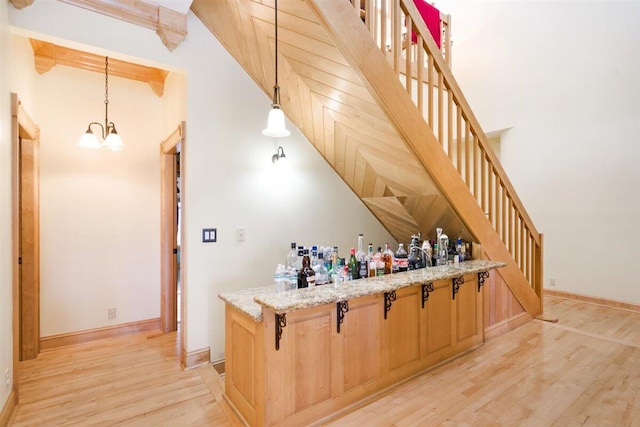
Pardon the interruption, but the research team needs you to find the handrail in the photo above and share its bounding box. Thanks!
[356,0,542,297]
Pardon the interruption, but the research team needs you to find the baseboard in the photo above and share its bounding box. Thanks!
[40,318,161,351]
[484,312,533,341]
[545,289,640,313]
[181,347,210,370]
[0,389,17,427]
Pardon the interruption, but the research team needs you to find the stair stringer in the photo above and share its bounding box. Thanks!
[307,0,541,317]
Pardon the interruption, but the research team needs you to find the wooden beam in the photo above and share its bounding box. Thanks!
[57,0,188,51]
[29,39,169,97]
[9,0,34,9]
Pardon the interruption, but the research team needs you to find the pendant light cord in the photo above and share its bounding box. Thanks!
[104,56,110,128]
[271,0,281,106]
[275,0,279,88]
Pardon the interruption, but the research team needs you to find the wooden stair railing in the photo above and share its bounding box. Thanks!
[310,0,543,314]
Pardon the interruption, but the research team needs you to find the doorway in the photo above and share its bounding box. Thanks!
[160,122,185,342]
[11,93,41,372]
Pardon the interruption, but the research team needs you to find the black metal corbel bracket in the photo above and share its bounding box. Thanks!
[452,276,464,300]
[336,301,349,334]
[421,282,434,308]
[275,313,287,351]
[384,291,397,319]
[478,271,490,293]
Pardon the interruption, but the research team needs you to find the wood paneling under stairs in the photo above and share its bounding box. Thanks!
[191,0,542,320]
[8,296,639,426]
[190,0,473,246]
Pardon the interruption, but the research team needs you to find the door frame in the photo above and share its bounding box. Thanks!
[160,122,186,359]
[11,93,40,394]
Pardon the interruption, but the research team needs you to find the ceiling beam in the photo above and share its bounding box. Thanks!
[10,0,188,51]
[29,39,169,97]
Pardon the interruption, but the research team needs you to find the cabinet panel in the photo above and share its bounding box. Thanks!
[456,278,478,341]
[426,284,452,353]
[231,320,256,406]
[343,299,381,391]
[285,310,333,413]
[388,289,420,370]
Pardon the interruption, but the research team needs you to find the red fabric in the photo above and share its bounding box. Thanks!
[410,0,441,48]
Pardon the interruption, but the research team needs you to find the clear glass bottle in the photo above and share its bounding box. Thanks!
[367,243,375,278]
[313,252,329,285]
[421,240,432,267]
[311,245,320,269]
[286,242,297,269]
[293,245,304,271]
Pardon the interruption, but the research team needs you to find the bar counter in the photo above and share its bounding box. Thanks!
[219,260,505,427]
[219,259,505,321]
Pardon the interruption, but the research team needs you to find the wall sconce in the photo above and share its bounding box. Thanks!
[272,146,287,165]
[77,56,125,151]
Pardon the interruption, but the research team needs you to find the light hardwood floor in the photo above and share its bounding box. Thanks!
[10,295,640,426]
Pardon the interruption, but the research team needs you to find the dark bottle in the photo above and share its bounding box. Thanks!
[348,248,358,280]
[408,235,422,270]
[394,243,408,272]
[297,249,316,288]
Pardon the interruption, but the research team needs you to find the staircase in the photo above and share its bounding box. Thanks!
[192,0,543,317]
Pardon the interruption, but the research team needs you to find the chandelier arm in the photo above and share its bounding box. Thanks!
[87,121,106,139]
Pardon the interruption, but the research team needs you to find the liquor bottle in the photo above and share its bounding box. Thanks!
[348,248,358,280]
[408,244,419,270]
[421,240,432,267]
[367,244,376,278]
[356,235,368,279]
[330,252,341,284]
[408,235,421,270]
[311,245,320,269]
[314,252,329,285]
[374,247,384,276]
[297,249,316,288]
[286,242,297,269]
[394,243,408,272]
[293,246,304,271]
[382,243,394,275]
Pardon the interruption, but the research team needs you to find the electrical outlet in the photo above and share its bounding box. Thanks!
[236,227,246,243]
[108,308,117,320]
[550,279,556,287]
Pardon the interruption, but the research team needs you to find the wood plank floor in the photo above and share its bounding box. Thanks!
[9,295,640,426]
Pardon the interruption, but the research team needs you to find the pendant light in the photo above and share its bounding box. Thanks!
[77,56,125,151]
[262,0,290,138]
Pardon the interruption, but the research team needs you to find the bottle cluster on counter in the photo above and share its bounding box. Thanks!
[274,229,472,292]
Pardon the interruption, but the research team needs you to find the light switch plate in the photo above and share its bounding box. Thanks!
[203,228,217,243]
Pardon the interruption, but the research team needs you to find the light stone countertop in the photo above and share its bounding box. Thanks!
[218,260,506,322]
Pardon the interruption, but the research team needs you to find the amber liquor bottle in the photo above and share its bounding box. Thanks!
[297,249,316,288]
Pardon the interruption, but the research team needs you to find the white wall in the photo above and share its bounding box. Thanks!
[0,0,14,410]
[438,0,640,304]
[33,59,164,335]
[8,1,396,361]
